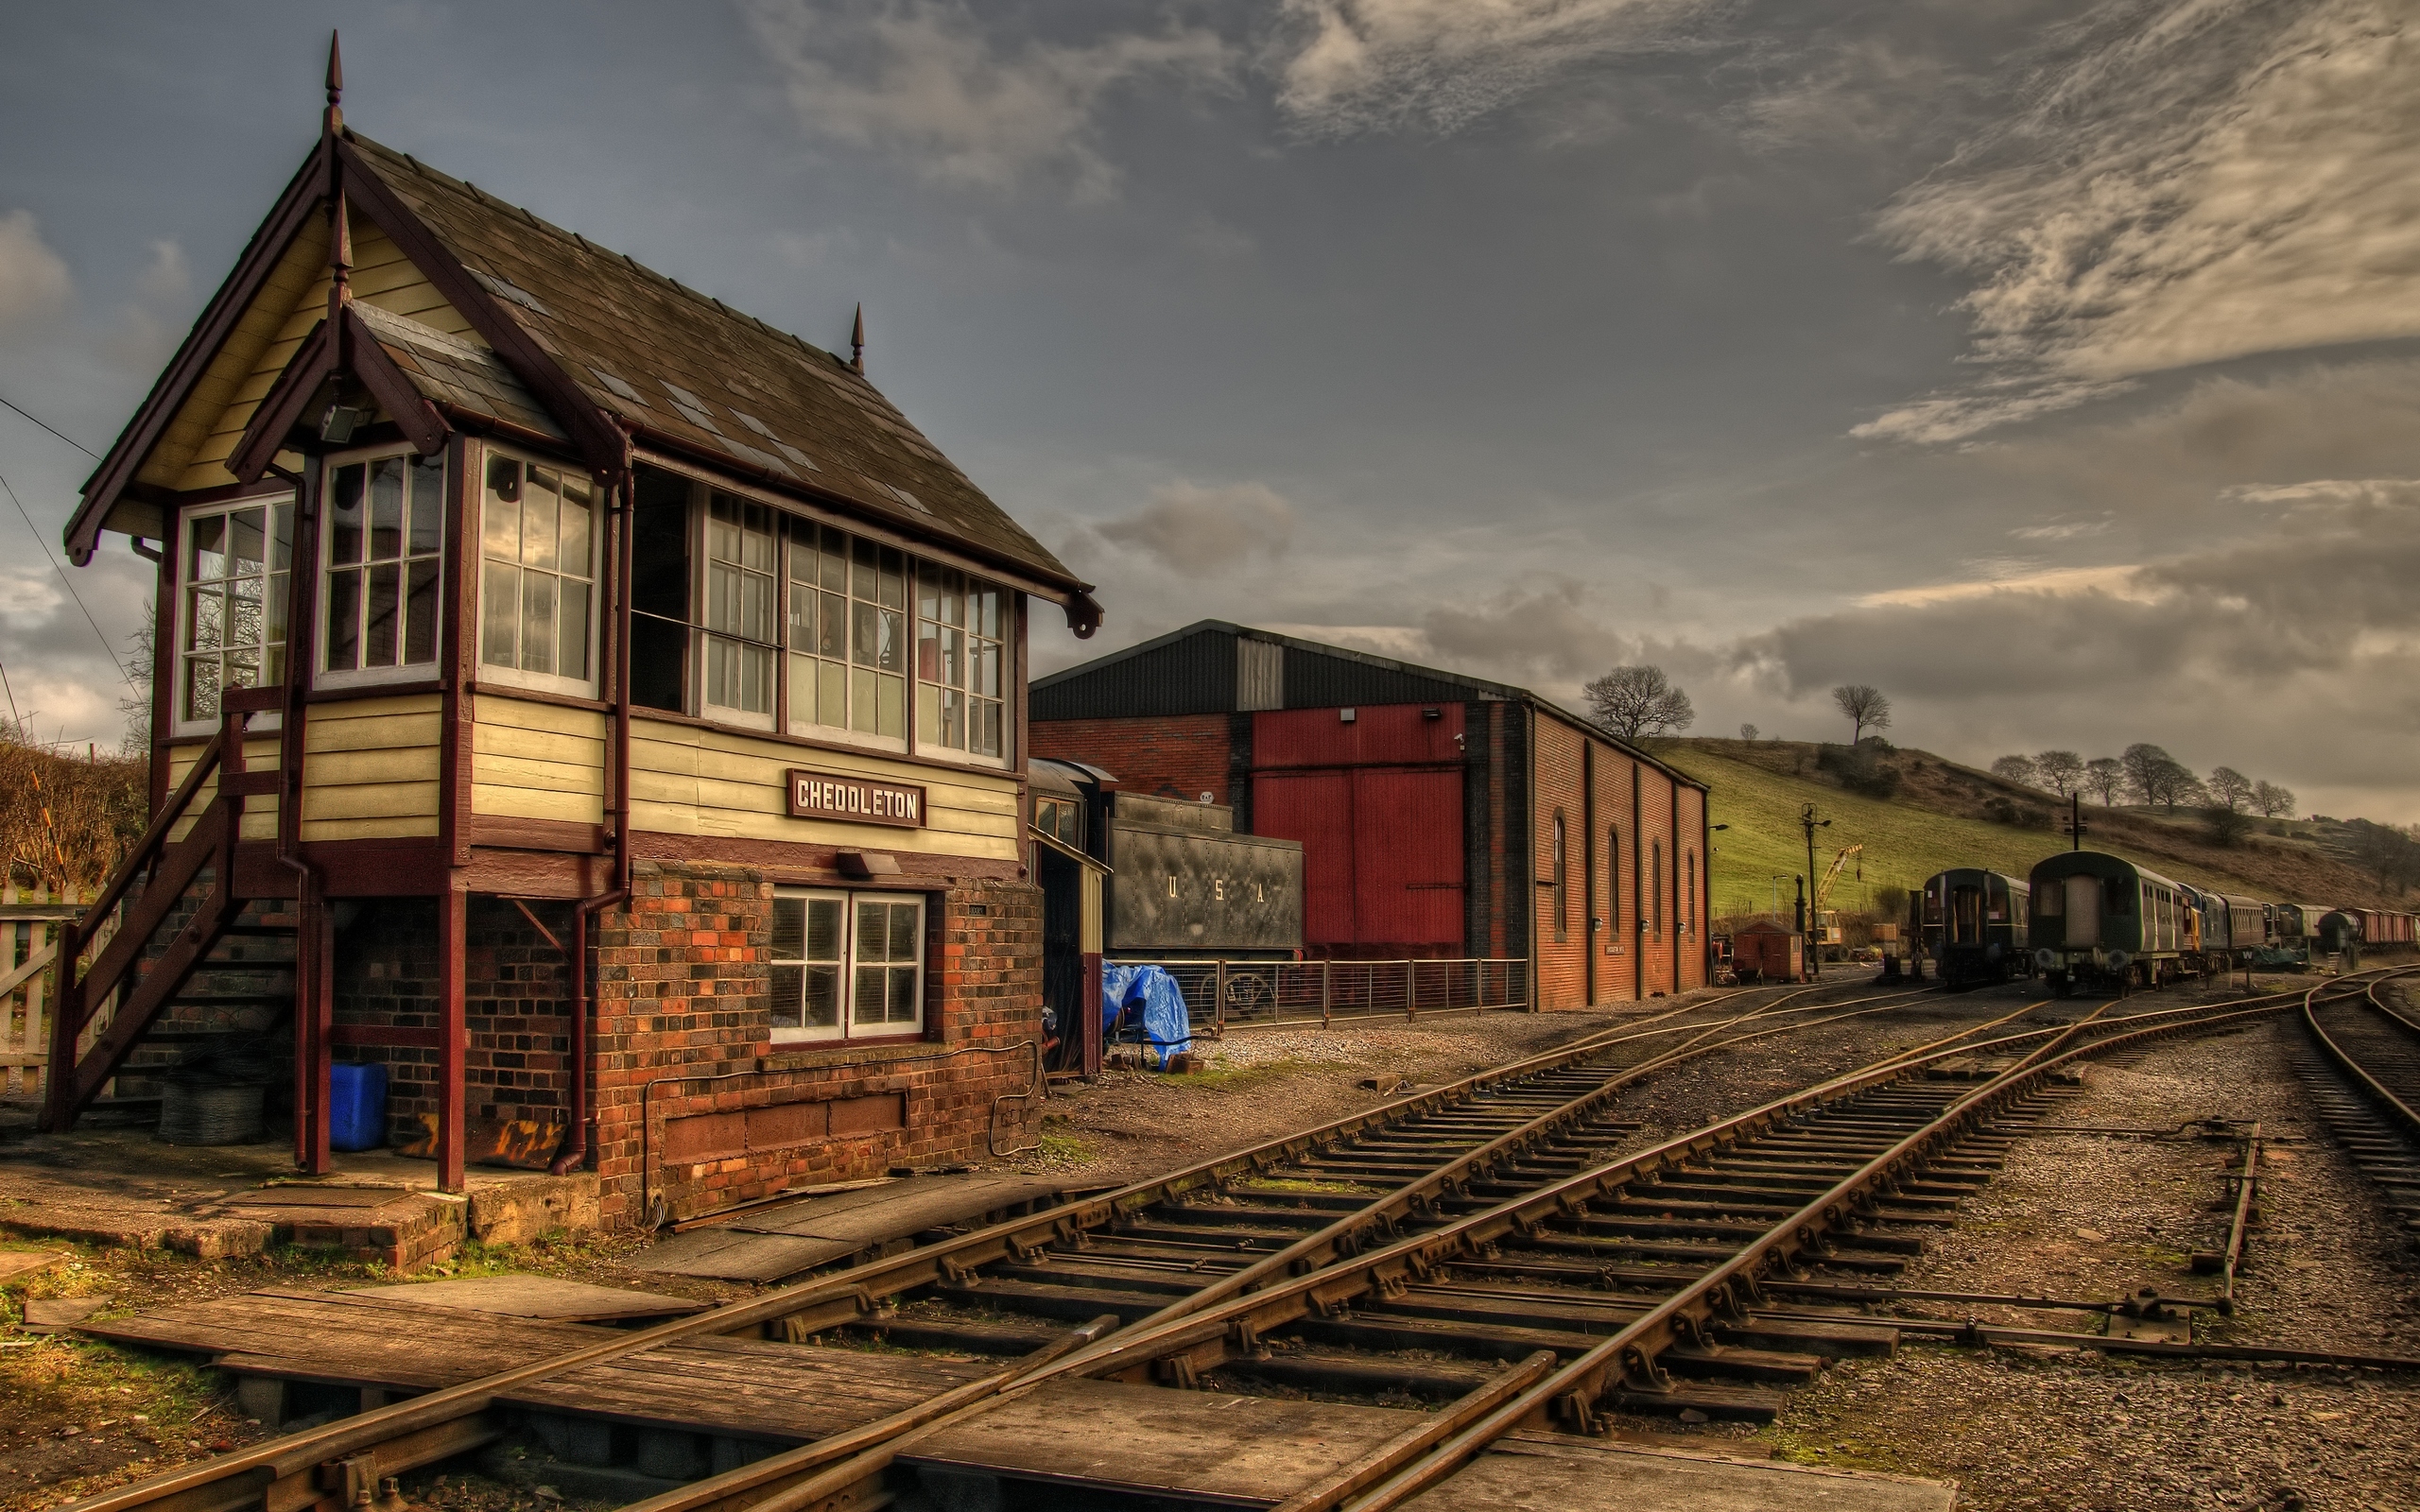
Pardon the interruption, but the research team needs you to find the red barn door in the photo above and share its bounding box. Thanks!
[1254,766,1463,956]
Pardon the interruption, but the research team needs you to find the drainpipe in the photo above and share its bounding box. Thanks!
[550,446,636,1177]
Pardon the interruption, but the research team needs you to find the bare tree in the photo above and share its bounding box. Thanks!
[2204,804,2252,848]
[1991,754,2039,787]
[2254,780,2297,819]
[1832,684,1891,745]
[2118,743,2201,812]
[1585,665,1696,740]
[2206,766,2255,813]
[2033,750,2083,797]
[1738,723,1759,742]
[2083,757,2124,806]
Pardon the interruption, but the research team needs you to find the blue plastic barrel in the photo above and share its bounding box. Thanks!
[329,1061,389,1152]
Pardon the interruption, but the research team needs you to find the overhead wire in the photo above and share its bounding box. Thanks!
[0,396,136,692]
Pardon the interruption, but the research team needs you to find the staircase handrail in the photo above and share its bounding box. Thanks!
[71,712,246,943]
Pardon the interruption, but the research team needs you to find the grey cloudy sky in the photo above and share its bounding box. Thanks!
[2,0,2414,819]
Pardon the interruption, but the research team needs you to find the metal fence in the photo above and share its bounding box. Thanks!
[1108,956,1530,1035]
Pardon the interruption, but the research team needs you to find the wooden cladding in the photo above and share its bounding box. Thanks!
[786,768,925,829]
[662,1091,907,1163]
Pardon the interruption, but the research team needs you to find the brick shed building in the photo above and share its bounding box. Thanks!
[1031,624,1710,1007]
[45,72,1099,1228]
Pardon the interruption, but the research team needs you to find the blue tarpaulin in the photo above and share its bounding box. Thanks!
[1098,964,1192,1067]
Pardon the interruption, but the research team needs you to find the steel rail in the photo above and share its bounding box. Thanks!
[2303,976,2420,1133]
[1338,970,2410,1511]
[56,979,1868,1512]
[669,978,2369,1512]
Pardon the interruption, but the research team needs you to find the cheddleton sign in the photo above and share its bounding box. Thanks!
[786,769,926,829]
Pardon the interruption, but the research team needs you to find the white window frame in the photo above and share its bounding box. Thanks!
[172,491,295,736]
[769,887,926,1044]
[317,444,447,691]
[475,442,602,698]
[911,560,1011,769]
[700,490,779,731]
[785,520,908,753]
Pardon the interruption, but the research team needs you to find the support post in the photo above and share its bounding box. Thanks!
[438,885,468,1193]
[294,880,335,1175]
[1321,958,1332,1026]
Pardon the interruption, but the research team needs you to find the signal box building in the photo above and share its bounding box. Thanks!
[46,69,1098,1226]
[1030,623,1711,1006]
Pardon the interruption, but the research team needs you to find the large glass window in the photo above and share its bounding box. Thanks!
[786,524,907,745]
[479,455,595,692]
[178,496,292,729]
[916,566,1004,757]
[769,889,925,1042]
[323,451,443,679]
[704,492,776,722]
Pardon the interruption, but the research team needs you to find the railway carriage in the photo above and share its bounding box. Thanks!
[2180,885,2268,971]
[2029,851,2195,992]
[1918,868,2031,986]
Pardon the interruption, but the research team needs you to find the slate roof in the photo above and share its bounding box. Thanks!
[352,301,564,443]
[340,132,1077,591]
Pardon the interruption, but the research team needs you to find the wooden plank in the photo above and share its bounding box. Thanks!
[469,748,607,789]
[300,782,441,821]
[471,723,606,766]
[343,1275,705,1323]
[1397,1432,1958,1512]
[0,1249,66,1285]
[306,713,443,754]
[298,816,441,843]
[474,695,608,740]
[631,1230,856,1282]
[736,1177,1064,1242]
[470,782,604,824]
[508,1339,993,1441]
[900,1379,1416,1506]
[307,747,443,785]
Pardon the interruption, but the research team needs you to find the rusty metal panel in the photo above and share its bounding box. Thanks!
[1253,770,1354,946]
[1106,821,1303,953]
[1352,768,1464,949]
[1253,704,1465,768]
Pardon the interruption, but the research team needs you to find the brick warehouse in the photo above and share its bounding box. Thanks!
[45,77,1098,1228]
[1031,623,1711,1006]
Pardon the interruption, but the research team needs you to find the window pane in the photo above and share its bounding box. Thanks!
[269,503,293,573]
[803,965,840,1028]
[976,698,1001,758]
[942,687,965,750]
[560,581,590,680]
[853,966,887,1024]
[743,570,773,643]
[889,902,919,960]
[877,547,905,610]
[521,475,559,570]
[409,453,445,555]
[941,626,964,688]
[877,609,902,672]
[916,680,940,747]
[521,571,556,676]
[769,964,804,1030]
[559,476,591,573]
[226,579,263,658]
[742,504,772,571]
[188,512,226,581]
[770,897,804,958]
[182,656,220,723]
[370,456,405,561]
[482,487,519,563]
[185,584,223,652]
[230,508,266,576]
[362,562,399,666]
[705,635,736,709]
[976,588,1000,639]
[819,661,845,729]
[851,599,880,667]
[267,567,290,648]
[877,674,904,739]
[742,643,771,713]
[328,464,365,565]
[808,897,842,959]
[787,653,816,728]
[818,592,844,658]
[482,560,520,666]
[405,558,440,665]
[324,567,360,671]
[851,537,878,601]
[975,639,999,697]
[631,615,687,713]
[885,965,917,1023]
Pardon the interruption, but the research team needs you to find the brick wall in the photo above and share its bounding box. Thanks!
[1032,714,1236,805]
[587,862,1045,1228]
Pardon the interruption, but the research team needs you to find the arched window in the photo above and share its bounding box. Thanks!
[1651,842,1664,938]
[1607,827,1621,953]
[1552,811,1568,942]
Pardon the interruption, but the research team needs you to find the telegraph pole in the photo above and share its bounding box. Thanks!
[1800,803,1830,978]
[2064,791,2088,851]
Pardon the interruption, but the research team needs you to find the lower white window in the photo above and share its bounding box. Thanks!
[769,889,925,1042]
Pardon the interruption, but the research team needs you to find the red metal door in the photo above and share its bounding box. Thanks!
[1253,770,1355,947]
[1352,769,1463,953]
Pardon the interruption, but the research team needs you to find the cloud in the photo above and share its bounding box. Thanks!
[1417,577,1635,685]
[1732,479,2420,813]
[746,0,1233,200]
[132,239,187,304]
[0,209,73,330]
[1272,0,1713,135]
[1093,480,1297,572]
[1863,0,2420,441]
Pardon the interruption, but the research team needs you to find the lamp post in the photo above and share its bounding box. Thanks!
[1799,803,1831,979]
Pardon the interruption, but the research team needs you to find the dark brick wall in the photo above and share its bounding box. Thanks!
[1031,714,1236,805]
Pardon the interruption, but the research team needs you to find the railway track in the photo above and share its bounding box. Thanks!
[2298,973,2420,1240]
[66,973,2395,1512]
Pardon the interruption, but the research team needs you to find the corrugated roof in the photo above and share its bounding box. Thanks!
[342,131,1079,593]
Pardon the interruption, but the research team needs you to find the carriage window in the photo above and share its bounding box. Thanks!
[2107,879,2133,915]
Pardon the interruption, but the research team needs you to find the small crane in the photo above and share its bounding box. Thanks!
[1811,844,1863,951]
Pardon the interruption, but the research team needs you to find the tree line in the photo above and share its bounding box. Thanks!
[1989,745,2296,818]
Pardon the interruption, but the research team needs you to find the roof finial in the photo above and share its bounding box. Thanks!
[323,31,345,134]
[850,303,865,375]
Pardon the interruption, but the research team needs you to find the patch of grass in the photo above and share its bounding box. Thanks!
[1031,1131,1092,1162]
[1229,1177,1381,1196]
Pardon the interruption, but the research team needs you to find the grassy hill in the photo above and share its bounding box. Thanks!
[1646,737,2396,925]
